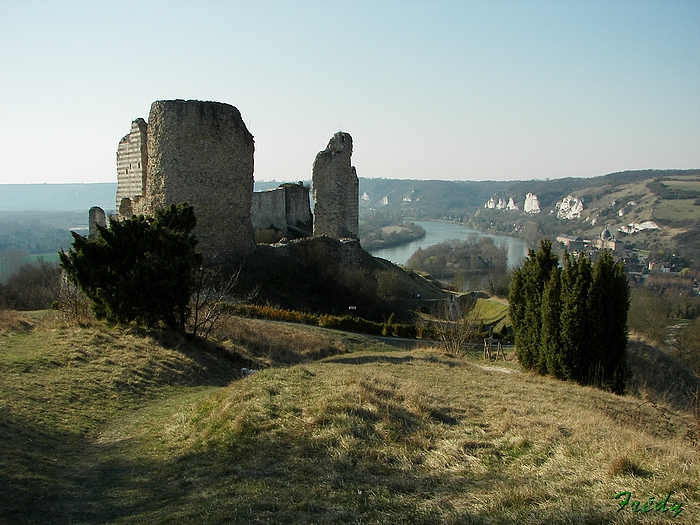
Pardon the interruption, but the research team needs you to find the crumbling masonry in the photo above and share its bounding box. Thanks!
[116,118,148,216]
[312,132,359,239]
[115,100,256,262]
[107,99,357,264]
[250,182,312,235]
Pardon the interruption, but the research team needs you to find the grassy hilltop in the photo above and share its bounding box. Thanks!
[1,311,699,524]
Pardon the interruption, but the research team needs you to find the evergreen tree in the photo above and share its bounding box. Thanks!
[509,239,558,371]
[559,252,593,382]
[60,203,202,332]
[539,266,562,378]
[588,251,629,393]
[510,244,629,394]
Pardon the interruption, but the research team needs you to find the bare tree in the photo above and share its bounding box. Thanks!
[431,294,481,356]
[190,266,257,339]
[55,273,92,322]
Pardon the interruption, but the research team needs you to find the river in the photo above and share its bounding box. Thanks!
[366,221,530,269]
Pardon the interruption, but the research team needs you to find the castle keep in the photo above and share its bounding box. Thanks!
[109,99,357,263]
[144,100,256,261]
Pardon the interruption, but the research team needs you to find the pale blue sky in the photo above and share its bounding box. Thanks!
[0,0,698,184]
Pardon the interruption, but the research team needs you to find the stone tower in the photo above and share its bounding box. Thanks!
[88,206,107,238]
[312,132,359,239]
[116,118,148,216]
[144,100,256,262]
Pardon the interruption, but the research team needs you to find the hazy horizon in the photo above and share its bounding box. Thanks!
[4,167,700,188]
[1,1,698,186]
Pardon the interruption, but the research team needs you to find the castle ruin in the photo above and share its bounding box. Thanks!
[250,182,312,235]
[115,100,256,262]
[311,132,359,239]
[115,118,148,216]
[88,206,106,238]
[106,100,357,264]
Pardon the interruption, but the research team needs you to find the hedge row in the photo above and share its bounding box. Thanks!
[233,304,318,325]
[233,304,417,338]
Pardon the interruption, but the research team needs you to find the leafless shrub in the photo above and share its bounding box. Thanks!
[54,273,92,323]
[375,269,402,301]
[2,260,61,310]
[190,266,257,339]
[430,294,480,356]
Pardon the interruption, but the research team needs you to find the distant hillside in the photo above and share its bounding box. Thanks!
[359,178,511,218]
[359,169,700,266]
[0,183,117,211]
[0,181,301,212]
[359,170,700,216]
[4,171,699,265]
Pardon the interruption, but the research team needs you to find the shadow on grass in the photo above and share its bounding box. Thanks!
[52,422,618,525]
[52,427,490,524]
[0,329,263,525]
[627,340,700,412]
[0,412,86,525]
[324,352,467,369]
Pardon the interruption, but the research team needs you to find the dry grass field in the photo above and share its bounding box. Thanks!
[1,312,699,524]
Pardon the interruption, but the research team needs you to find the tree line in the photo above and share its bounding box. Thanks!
[358,211,426,251]
[509,240,629,393]
[406,237,510,295]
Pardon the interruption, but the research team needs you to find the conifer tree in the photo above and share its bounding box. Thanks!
[539,266,562,378]
[510,241,629,393]
[588,251,629,393]
[559,252,593,382]
[509,239,558,371]
[60,203,202,332]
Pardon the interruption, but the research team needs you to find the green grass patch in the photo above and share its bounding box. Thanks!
[474,297,509,326]
[664,180,700,192]
[653,199,700,221]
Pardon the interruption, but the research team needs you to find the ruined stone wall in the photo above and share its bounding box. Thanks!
[250,182,312,234]
[312,132,359,239]
[251,187,287,231]
[88,206,106,238]
[112,101,361,263]
[345,172,359,237]
[144,100,256,262]
[116,118,148,216]
[283,183,312,232]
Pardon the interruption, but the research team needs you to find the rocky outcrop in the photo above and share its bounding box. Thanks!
[485,196,518,211]
[524,193,541,214]
[618,221,660,234]
[556,195,584,220]
[312,132,359,239]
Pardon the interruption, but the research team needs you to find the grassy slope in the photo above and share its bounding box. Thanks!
[1,312,699,524]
